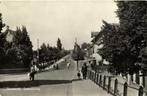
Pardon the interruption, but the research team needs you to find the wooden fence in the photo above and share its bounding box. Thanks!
[87,70,147,96]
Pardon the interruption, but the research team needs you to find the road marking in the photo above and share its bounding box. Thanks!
[23,88,40,91]
[5,87,40,91]
[0,76,28,82]
[5,88,21,90]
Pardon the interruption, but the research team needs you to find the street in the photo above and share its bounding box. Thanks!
[0,58,111,96]
[0,57,74,96]
[1,1,147,96]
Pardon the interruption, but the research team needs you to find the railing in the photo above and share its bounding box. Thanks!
[87,69,147,96]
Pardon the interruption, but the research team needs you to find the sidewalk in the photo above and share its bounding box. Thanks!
[72,75,112,96]
[72,80,112,96]
[71,60,112,96]
[91,70,140,96]
[0,73,28,82]
[0,56,69,82]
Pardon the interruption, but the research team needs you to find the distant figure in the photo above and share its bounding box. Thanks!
[53,64,59,70]
[81,63,88,79]
[77,70,81,79]
[56,64,59,69]
[29,64,37,81]
[90,62,94,70]
[53,65,56,69]
[67,62,70,69]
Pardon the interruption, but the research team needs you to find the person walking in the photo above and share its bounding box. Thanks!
[29,64,37,81]
[81,63,88,79]
[77,70,81,79]
[67,62,70,69]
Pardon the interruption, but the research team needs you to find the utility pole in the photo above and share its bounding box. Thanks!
[37,39,39,65]
[75,37,79,71]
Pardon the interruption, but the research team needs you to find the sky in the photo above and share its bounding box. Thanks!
[0,0,119,50]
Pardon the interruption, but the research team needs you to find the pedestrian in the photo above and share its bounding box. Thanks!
[77,70,81,79]
[29,71,36,81]
[56,64,59,69]
[29,64,37,81]
[53,65,56,69]
[67,62,70,69]
[81,63,88,79]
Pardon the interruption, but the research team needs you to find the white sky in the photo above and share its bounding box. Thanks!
[0,0,119,50]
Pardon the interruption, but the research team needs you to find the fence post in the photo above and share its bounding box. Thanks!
[136,72,139,85]
[92,71,93,80]
[93,72,95,82]
[108,76,111,93]
[138,86,143,96]
[99,75,102,86]
[89,70,91,79]
[94,72,97,83]
[114,79,118,96]
[96,73,99,85]
[88,70,90,79]
[95,65,98,73]
[93,71,95,81]
[103,76,106,89]
[87,70,89,78]
[91,71,93,80]
[89,70,90,79]
[91,71,92,80]
[92,71,94,81]
[88,70,90,78]
[90,71,92,80]
[142,73,145,87]
[123,82,128,96]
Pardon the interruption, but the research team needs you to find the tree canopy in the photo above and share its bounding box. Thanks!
[0,16,33,69]
[57,38,62,51]
[37,38,69,69]
[72,43,85,60]
[98,1,147,74]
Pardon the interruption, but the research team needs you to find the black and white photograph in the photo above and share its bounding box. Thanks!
[0,0,147,96]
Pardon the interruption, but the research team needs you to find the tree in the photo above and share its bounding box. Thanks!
[98,2,147,74]
[17,26,33,68]
[0,13,5,33]
[39,43,48,63]
[0,13,5,48]
[5,26,33,68]
[72,43,85,60]
[0,14,33,69]
[97,21,124,73]
[57,38,62,51]
[116,1,147,74]
[81,42,91,50]
[0,47,5,68]
[0,13,6,68]
[6,47,23,68]
[39,42,69,63]
[0,13,2,32]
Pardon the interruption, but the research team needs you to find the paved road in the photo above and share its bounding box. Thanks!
[0,58,112,96]
[0,58,74,96]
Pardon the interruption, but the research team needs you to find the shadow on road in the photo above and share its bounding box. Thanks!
[72,78,83,82]
[0,80,72,88]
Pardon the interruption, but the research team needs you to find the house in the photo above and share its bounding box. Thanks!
[90,31,109,65]
[4,26,15,43]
